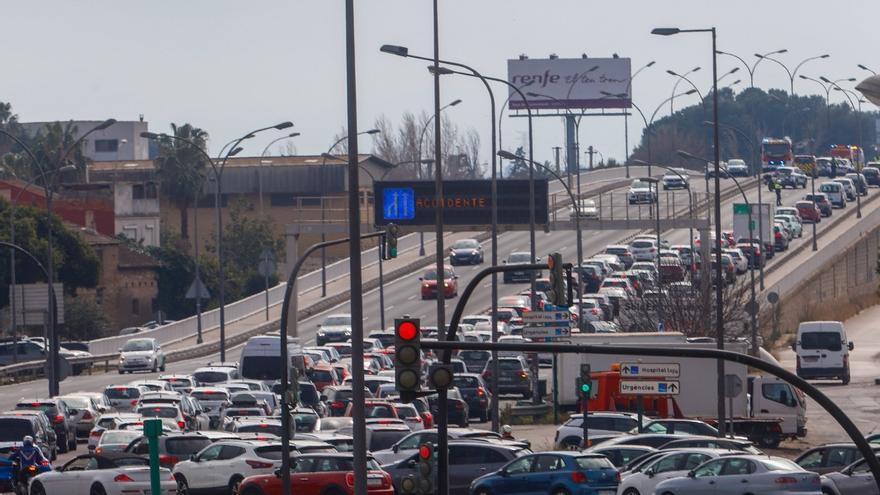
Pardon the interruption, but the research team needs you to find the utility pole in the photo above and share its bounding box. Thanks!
[553,146,562,176]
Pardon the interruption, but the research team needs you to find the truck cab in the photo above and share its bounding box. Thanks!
[748,375,807,441]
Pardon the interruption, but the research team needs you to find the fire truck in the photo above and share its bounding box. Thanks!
[761,137,793,171]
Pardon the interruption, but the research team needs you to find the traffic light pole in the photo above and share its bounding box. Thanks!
[277,231,384,495]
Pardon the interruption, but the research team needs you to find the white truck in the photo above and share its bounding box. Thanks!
[733,203,773,244]
[556,332,807,448]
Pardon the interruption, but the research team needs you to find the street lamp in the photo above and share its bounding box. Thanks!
[652,25,727,437]
[623,60,657,176]
[0,118,115,396]
[858,64,878,76]
[716,48,787,87]
[822,79,864,218]
[666,66,701,113]
[417,99,462,256]
[756,53,830,95]
[319,129,381,297]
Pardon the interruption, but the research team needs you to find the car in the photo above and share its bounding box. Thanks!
[805,191,831,217]
[604,245,635,269]
[722,248,748,274]
[796,200,822,223]
[30,453,177,495]
[863,166,880,186]
[138,404,189,431]
[572,298,604,322]
[321,385,374,417]
[629,239,658,262]
[385,441,524,495]
[662,172,689,190]
[391,402,425,431]
[795,320,852,384]
[503,252,541,283]
[638,419,719,437]
[585,433,685,450]
[420,265,459,299]
[372,428,510,465]
[658,257,686,283]
[846,172,869,196]
[87,413,141,452]
[192,364,240,386]
[658,436,762,454]
[776,166,808,188]
[726,159,750,177]
[117,337,166,374]
[316,314,354,346]
[307,363,341,392]
[819,182,847,208]
[58,394,101,442]
[617,448,735,495]
[0,414,56,462]
[344,400,399,420]
[653,455,820,495]
[821,455,880,494]
[833,177,858,201]
[470,452,619,495]
[118,326,144,336]
[448,238,484,265]
[571,199,599,219]
[425,388,470,428]
[598,287,629,317]
[452,373,492,423]
[157,374,198,393]
[239,453,392,495]
[124,433,214,469]
[795,443,880,475]
[172,440,291,495]
[95,430,144,455]
[555,412,644,449]
[481,356,532,398]
[629,179,658,204]
[601,277,633,293]
[775,214,803,238]
[585,445,656,468]
[15,398,78,453]
[189,388,232,428]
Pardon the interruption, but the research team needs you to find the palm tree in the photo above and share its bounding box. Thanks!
[155,123,209,239]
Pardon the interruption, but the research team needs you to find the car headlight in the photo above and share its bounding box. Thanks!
[471,250,478,255]
[443,283,449,288]
[119,355,126,361]
[317,329,326,336]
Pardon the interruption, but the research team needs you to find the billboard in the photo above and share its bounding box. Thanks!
[507,57,632,110]
[374,180,549,227]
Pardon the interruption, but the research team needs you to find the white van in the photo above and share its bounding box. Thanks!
[818,182,846,208]
[793,321,853,384]
[239,335,304,384]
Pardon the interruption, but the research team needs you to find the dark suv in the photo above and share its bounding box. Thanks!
[481,357,532,398]
[452,373,492,422]
[15,398,77,453]
[503,252,539,284]
[125,433,213,468]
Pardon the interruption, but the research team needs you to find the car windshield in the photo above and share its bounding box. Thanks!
[365,405,394,418]
[819,184,838,192]
[101,431,140,444]
[105,387,140,399]
[423,269,454,280]
[369,430,409,451]
[60,397,90,409]
[453,376,480,388]
[508,253,531,263]
[800,332,842,351]
[310,369,334,382]
[632,181,651,189]
[238,424,283,436]
[323,316,351,326]
[193,371,229,384]
[166,437,212,455]
[764,143,791,154]
[459,351,489,360]
[452,240,479,249]
[138,407,178,419]
[576,456,615,470]
[0,419,34,441]
[294,413,319,432]
[122,340,153,352]
[631,241,654,248]
[498,360,523,370]
[190,390,229,401]
[760,458,803,471]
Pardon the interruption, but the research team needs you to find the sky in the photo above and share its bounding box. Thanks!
[3,0,878,168]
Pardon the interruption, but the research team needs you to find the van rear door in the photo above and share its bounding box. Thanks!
[798,324,845,371]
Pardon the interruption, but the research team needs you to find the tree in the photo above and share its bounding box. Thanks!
[154,123,209,239]
[2,121,89,183]
[63,295,109,340]
[0,199,100,305]
[505,147,531,178]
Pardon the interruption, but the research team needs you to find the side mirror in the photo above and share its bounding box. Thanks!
[849,341,854,351]
[502,260,507,264]
[687,470,696,478]
[500,470,509,477]
[791,342,798,352]
[646,468,655,477]
[118,348,123,353]
[407,459,417,468]
[454,276,459,280]
[274,468,282,478]
[190,454,199,462]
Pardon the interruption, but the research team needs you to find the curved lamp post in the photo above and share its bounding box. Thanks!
[756,53,830,95]
[417,99,462,256]
[622,60,657,175]
[716,48,787,87]
[666,67,702,112]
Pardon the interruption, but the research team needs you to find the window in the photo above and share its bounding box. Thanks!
[762,383,794,406]
[684,453,711,470]
[219,445,246,460]
[398,433,431,451]
[292,457,315,473]
[197,445,223,462]
[693,459,724,477]
[132,184,145,199]
[533,455,565,472]
[826,447,856,467]
[720,458,756,476]
[63,456,93,472]
[95,139,119,153]
[800,332,842,351]
[504,456,534,475]
[653,454,686,473]
[270,194,296,207]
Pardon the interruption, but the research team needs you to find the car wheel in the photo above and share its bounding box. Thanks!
[50,447,57,461]
[58,433,69,453]
[552,489,571,495]
[118,369,124,374]
[756,434,781,449]
[175,474,190,495]
[160,359,166,372]
[473,489,491,495]
[90,484,107,495]
[843,373,851,385]
[229,475,244,495]
[623,489,641,495]
[479,410,488,423]
[69,434,77,451]
[30,483,46,495]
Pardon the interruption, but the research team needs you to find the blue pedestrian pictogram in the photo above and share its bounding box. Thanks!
[383,188,415,220]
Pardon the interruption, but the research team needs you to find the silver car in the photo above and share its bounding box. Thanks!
[822,456,880,494]
[654,455,821,494]
[118,337,166,373]
[58,395,101,441]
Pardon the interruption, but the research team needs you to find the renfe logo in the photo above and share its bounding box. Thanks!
[383,188,415,220]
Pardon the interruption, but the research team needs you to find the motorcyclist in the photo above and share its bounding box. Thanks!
[501,425,514,440]
[8,436,46,485]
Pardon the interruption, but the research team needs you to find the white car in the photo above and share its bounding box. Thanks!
[392,402,425,431]
[316,313,354,346]
[118,338,166,374]
[172,440,289,494]
[30,453,177,495]
[653,455,821,495]
[554,412,644,449]
[189,387,232,428]
[192,365,240,386]
[88,413,141,451]
[723,248,749,274]
[662,172,689,190]
[570,199,599,219]
[617,448,732,495]
[628,179,658,204]
[103,385,148,413]
[629,239,658,262]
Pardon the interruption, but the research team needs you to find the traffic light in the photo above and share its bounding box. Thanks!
[395,318,422,403]
[547,252,566,306]
[578,363,592,399]
[429,365,454,390]
[385,223,400,259]
[417,442,435,494]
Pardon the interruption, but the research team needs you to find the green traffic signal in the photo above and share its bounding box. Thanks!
[580,382,591,393]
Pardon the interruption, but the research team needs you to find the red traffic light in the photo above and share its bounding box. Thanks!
[397,321,418,341]
[418,444,431,459]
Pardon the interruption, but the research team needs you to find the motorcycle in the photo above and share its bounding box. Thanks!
[11,461,40,495]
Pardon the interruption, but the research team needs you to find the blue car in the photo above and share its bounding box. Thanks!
[469,452,619,495]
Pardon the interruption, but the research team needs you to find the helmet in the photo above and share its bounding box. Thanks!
[22,436,33,448]
[502,425,512,435]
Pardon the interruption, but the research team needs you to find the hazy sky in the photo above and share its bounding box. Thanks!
[4,1,877,167]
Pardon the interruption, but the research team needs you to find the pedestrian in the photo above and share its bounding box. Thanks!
[774,180,783,206]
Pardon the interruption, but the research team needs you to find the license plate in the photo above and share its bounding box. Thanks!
[802,356,819,362]
[367,476,383,487]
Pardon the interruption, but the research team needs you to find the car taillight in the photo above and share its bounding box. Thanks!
[177,421,186,429]
[412,416,422,423]
[519,371,528,379]
[90,430,102,438]
[590,308,599,315]
[774,476,797,484]
[382,473,392,489]
[130,400,138,406]
[81,411,93,420]
[616,471,621,482]
[39,460,49,466]
[95,447,103,454]
[455,402,464,410]
[245,460,273,469]
[114,473,134,482]
[571,471,588,483]
[159,454,179,466]
[54,414,64,422]
[331,401,346,409]
[477,387,485,397]
[345,473,355,487]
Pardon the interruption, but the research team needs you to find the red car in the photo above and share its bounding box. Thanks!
[238,454,393,495]
[795,200,821,223]
[419,265,458,299]
[307,363,339,392]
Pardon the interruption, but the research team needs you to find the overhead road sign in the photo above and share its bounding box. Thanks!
[507,57,632,110]
[619,380,680,396]
[522,326,571,339]
[619,363,681,379]
[522,311,571,324]
[374,180,549,227]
